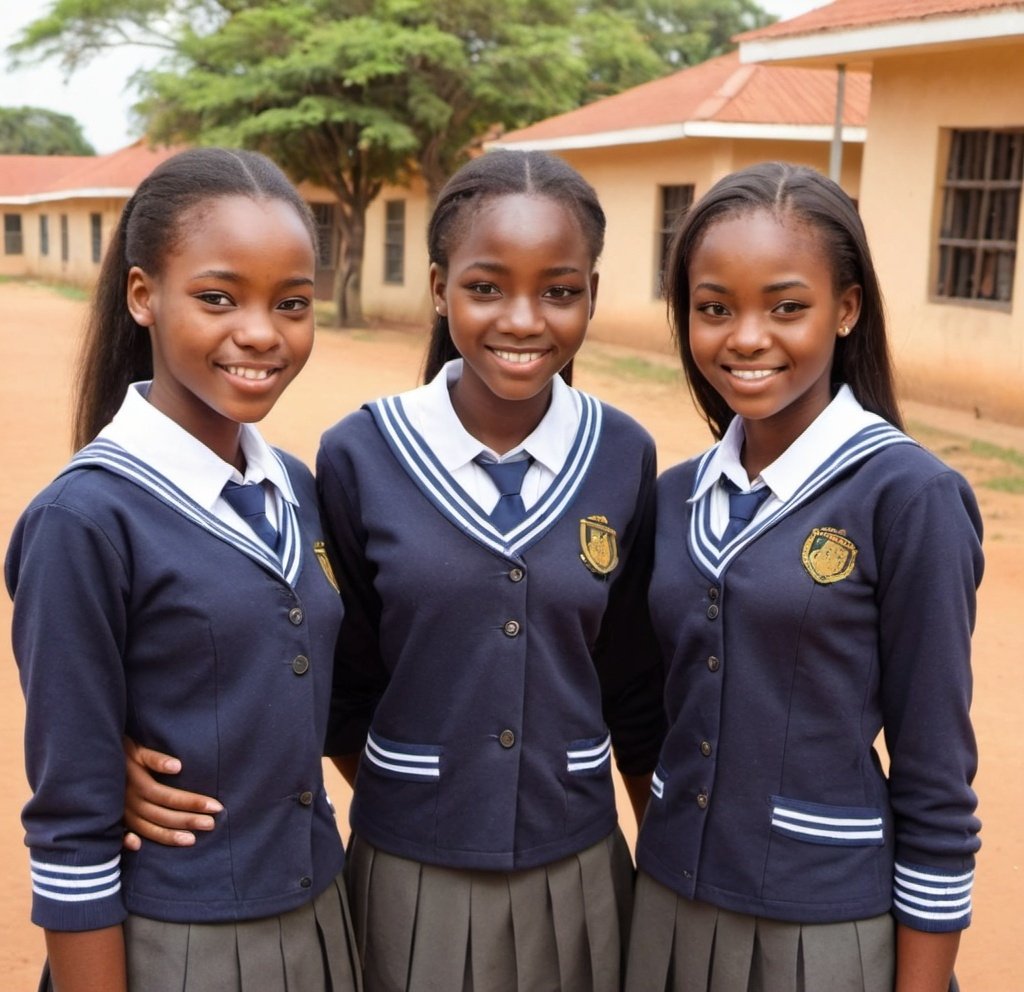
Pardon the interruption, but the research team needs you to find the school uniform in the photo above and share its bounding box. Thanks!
[6,384,360,992]
[626,387,983,992]
[317,360,665,990]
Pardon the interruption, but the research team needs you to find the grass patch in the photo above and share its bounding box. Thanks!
[969,439,1024,471]
[1,275,89,300]
[582,351,680,385]
[909,420,1024,496]
[986,477,1024,494]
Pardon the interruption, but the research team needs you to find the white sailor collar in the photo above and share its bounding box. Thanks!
[690,386,881,502]
[98,382,297,511]
[402,358,581,472]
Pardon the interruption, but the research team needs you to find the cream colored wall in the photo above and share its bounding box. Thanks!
[557,139,863,353]
[362,176,432,330]
[0,198,124,285]
[359,141,863,350]
[858,43,1024,423]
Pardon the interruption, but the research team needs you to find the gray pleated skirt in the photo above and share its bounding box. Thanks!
[121,871,362,992]
[346,829,634,992]
[625,871,895,992]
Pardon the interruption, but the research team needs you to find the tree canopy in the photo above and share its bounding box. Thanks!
[0,106,95,155]
[7,0,774,324]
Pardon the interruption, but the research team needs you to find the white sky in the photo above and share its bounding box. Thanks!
[0,0,831,155]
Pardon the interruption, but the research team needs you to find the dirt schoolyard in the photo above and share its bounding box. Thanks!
[1,280,1021,988]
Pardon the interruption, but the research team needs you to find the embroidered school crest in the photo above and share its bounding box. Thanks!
[801,527,858,585]
[314,541,340,592]
[579,516,619,575]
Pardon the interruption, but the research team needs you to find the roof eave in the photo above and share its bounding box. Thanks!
[740,9,1024,69]
[0,187,137,205]
[488,121,865,153]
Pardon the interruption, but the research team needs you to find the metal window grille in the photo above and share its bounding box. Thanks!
[4,214,23,255]
[936,128,1022,305]
[312,203,336,269]
[39,215,49,257]
[656,185,694,296]
[90,213,102,264]
[384,200,405,285]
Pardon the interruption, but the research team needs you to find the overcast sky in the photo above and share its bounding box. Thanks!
[0,0,831,155]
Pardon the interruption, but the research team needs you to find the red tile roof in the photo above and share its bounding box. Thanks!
[494,51,868,145]
[0,140,181,200]
[737,0,1023,41]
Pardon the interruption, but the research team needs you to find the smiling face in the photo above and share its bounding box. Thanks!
[127,195,316,466]
[688,208,861,471]
[430,192,597,449]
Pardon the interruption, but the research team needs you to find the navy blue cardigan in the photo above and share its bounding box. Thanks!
[317,392,665,871]
[6,441,345,931]
[636,431,983,933]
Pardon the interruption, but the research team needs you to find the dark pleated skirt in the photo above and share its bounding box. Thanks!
[625,871,896,992]
[121,871,362,992]
[346,829,634,992]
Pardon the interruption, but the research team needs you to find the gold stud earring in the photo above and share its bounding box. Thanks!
[838,324,851,337]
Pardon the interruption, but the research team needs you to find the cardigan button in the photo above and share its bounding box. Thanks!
[700,740,713,757]
[288,607,304,625]
[499,729,516,748]
[503,620,521,637]
[706,604,719,620]
[299,791,314,806]
[300,876,312,888]
[707,655,720,672]
[292,655,310,675]
[508,567,525,582]
[696,791,709,809]
[708,587,719,601]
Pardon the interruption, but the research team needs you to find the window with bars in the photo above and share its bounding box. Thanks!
[40,215,49,257]
[312,203,336,269]
[936,128,1023,306]
[384,200,405,285]
[90,213,102,263]
[656,184,694,296]
[4,214,23,255]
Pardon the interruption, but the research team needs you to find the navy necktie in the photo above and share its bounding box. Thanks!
[720,479,771,546]
[475,456,533,532]
[222,481,279,552]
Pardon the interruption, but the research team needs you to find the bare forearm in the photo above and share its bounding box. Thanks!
[45,926,127,992]
[895,925,961,992]
[331,752,361,788]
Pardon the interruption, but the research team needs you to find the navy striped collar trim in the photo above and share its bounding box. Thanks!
[62,439,303,585]
[689,422,915,581]
[367,391,603,558]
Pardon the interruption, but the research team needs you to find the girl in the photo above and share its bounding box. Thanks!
[6,148,361,992]
[125,149,666,990]
[625,162,982,992]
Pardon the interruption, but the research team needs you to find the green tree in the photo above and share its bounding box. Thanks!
[0,106,95,155]
[7,0,772,324]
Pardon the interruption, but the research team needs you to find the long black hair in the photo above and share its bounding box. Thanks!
[422,149,606,385]
[72,147,316,450]
[665,161,903,439]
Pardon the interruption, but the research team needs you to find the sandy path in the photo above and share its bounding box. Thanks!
[0,281,1020,988]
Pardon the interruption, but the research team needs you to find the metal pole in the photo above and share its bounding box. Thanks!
[830,63,847,183]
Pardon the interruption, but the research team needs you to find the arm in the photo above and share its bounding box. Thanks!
[895,927,961,992]
[45,926,127,992]
[593,440,667,794]
[876,467,983,976]
[316,438,390,759]
[331,752,361,788]
[122,739,222,850]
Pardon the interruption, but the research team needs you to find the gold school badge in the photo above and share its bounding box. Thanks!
[801,527,858,585]
[314,541,340,592]
[579,515,619,576]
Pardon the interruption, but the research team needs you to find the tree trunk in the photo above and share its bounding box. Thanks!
[332,194,368,328]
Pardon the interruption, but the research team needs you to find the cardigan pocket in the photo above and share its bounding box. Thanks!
[769,795,884,847]
[362,729,442,783]
[566,733,612,777]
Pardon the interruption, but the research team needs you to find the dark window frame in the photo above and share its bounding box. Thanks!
[60,214,69,263]
[311,203,336,270]
[90,212,102,264]
[383,199,405,286]
[4,213,24,255]
[934,127,1023,309]
[39,215,49,257]
[656,184,694,297]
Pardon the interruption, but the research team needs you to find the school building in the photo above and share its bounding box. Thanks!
[3,0,1021,421]
[0,141,342,301]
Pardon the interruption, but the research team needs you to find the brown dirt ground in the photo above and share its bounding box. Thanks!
[0,280,1021,989]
